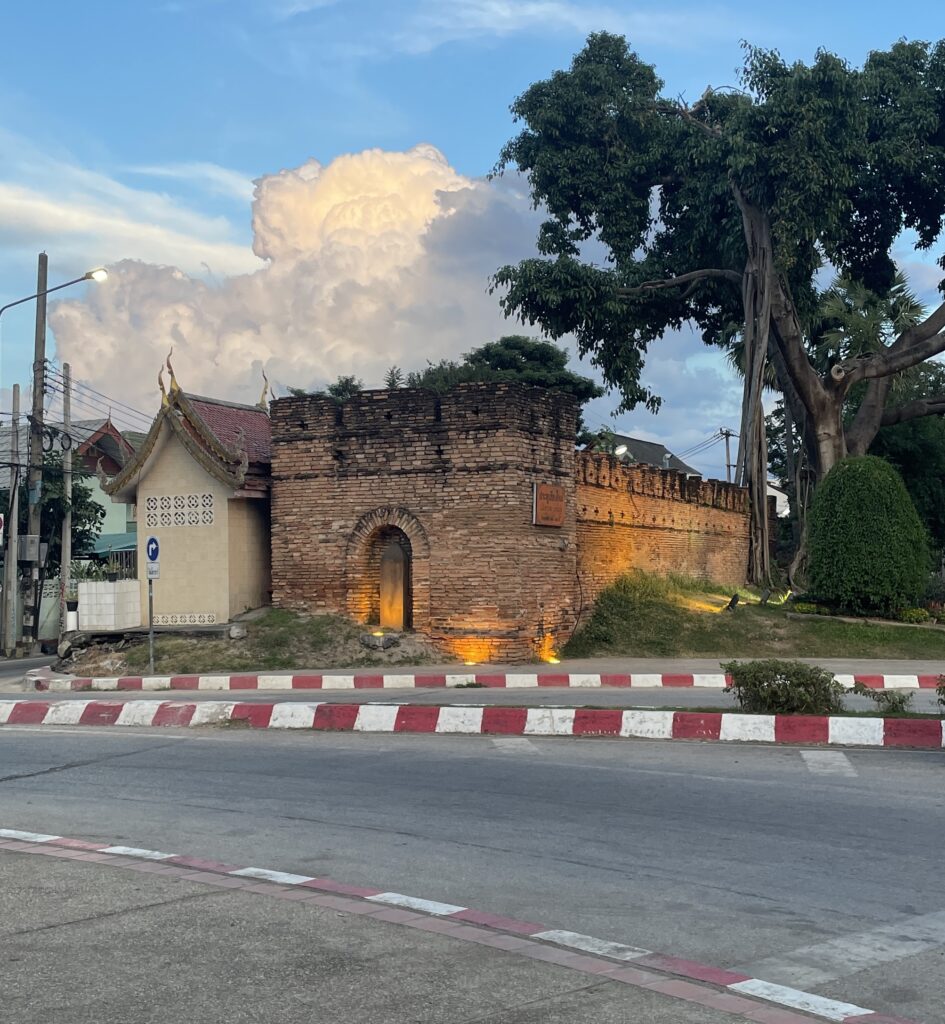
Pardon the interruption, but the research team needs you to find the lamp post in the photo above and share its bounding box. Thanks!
[1,258,108,654]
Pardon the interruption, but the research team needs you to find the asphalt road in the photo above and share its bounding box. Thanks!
[0,727,941,1020]
[3,684,942,711]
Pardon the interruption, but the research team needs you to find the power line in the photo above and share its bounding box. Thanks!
[43,379,152,430]
[43,366,153,426]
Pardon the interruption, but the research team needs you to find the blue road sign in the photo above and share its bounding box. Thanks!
[146,536,160,562]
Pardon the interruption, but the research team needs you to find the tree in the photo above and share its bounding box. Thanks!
[0,453,105,574]
[287,375,364,401]
[406,335,603,438]
[807,456,928,615]
[493,33,945,581]
[384,366,404,389]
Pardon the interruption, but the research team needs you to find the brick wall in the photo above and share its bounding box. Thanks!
[270,383,580,662]
[575,452,750,610]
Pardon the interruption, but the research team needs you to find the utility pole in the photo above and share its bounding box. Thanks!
[60,363,72,644]
[25,252,48,651]
[3,385,21,656]
[720,428,735,484]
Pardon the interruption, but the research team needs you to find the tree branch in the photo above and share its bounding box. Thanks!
[617,268,741,298]
[880,393,945,427]
[846,377,891,455]
[831,297,945,385]
[655,100,723,138]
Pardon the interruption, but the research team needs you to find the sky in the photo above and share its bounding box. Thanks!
[0,0,942,480]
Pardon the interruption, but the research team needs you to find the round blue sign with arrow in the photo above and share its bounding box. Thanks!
[146,536,160,562]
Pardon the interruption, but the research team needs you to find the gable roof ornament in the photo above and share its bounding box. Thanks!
[257,369,270,411]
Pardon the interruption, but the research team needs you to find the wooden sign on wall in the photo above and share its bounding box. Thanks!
[533,483,565,527]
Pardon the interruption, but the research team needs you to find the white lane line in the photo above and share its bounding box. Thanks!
[491,737,540,753]
[800,751,857,777]
[730,979,870,1021]
[737,908,945,988]
[366,892,466,916]
[534,929,650,961]
[230,867,313,885]
[0,828,59,842]
[100,846,176,860]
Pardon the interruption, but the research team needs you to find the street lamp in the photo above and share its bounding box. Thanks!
[0,266,108,320]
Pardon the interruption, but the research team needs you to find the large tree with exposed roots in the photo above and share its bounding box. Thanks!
[492,33,945,583]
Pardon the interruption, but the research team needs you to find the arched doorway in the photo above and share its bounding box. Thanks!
[377,528,411,629]
[345,507,430,632]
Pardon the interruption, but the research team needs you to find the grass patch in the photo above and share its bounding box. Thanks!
[565,570,945,660]
[110,609,443,675]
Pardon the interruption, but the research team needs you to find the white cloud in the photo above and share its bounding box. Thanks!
[47,145,546,412]
[398,0,736,54]
[45,142,744,467]
[124,162,256,202]
[0,130,260,280]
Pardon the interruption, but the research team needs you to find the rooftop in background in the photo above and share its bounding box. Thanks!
[185,394,271,465]
[607,433,701,477]
[0,417,134,489]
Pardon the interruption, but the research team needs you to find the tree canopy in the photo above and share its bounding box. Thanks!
[494,32,945,579]
[406,335,603,437]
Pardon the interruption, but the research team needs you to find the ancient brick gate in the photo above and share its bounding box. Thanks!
[269,382,751,663]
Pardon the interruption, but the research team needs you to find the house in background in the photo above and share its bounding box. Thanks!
[603,433,702,477]
[100,365,271,626]
[0,416,138,552]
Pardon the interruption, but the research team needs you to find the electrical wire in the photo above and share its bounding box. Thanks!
[43,367,153,427]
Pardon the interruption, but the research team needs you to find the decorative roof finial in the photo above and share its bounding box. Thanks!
[158,364,169,407]
[166,347,180,394]
[257,368,270,410]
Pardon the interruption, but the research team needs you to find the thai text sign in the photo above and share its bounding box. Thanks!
[533,483,565,527]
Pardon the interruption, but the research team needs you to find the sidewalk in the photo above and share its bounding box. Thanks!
[0,837,888,1024]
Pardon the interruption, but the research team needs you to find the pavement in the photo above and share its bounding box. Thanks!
[0,846,790,1024]
[0,727,941,1021]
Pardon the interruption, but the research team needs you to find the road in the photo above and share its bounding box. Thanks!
[4,684,942,711]
[0,726,941,1021]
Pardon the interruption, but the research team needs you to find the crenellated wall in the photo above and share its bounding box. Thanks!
[575,452,750,605]
[269,385,752,663]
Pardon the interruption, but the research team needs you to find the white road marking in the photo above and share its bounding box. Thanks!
[737,908,945,988]
[534,929,650,960]
[230,867,313,885]
[800,751,857,777]
[729,979,871,1021]
[100,846,175,860]
[491,737,540,753]
[0,828,59,842]
[366,892,466,915]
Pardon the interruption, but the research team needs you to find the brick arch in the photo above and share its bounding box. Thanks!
[344,507,431,630]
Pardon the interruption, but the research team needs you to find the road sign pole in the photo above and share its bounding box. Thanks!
[148,578,154,675]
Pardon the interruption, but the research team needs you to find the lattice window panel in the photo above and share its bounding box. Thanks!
[143,493,214,529]
[153,612,216,626]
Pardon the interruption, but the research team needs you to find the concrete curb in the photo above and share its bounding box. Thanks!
[2,699,943,747]
[28,670,945,692]
[0,825,918,1024]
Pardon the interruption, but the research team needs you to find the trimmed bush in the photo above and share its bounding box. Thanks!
[897,607,931,624]
[723,659,845,715]
[808,456,928,616]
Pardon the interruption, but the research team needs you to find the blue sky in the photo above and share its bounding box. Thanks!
[1,0,942,479]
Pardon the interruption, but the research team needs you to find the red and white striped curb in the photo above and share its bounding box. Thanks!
[31,671,944,692]
[3,699,943,747]
[0,826,915,1023]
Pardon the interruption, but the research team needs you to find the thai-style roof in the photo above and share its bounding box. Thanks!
[101,367,270,501]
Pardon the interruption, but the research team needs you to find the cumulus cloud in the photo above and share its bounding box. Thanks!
[48,144,548,412]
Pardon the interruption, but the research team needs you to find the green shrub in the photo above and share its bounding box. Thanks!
[792,602,826,615]
[937,676,945,713]
[852,681,914,714]
[897,607,931,624]
[723,659,845,715]
[808,456,929,616]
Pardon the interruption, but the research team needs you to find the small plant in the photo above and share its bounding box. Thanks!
[852,681,914,714]
[896,607,931,624]
[723,659,845,715]
[937,676,945,713]
[792,602,825,615]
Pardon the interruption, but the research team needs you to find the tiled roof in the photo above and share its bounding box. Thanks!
[186,395,271,465]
